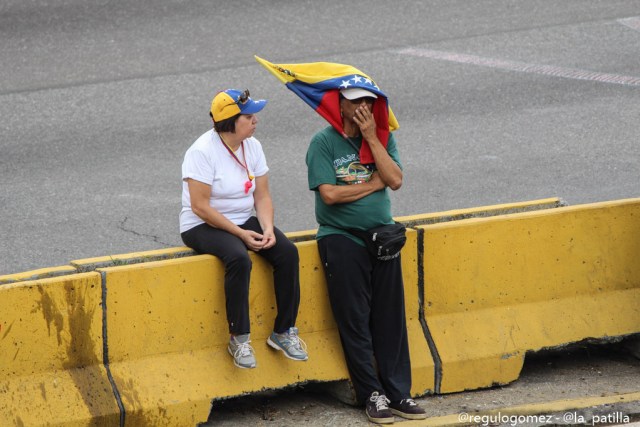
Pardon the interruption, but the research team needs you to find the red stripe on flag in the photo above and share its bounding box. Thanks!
[316,90,344,136]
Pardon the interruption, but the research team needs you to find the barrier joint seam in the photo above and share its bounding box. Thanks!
[416,227,443,394]
[101,270,126,426]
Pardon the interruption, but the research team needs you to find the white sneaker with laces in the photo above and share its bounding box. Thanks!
[267,327,308,361]
[228,334,256,369]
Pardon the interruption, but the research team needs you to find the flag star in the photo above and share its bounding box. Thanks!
[364,78,373,85]
[340,80,352,89]
[352,75,363,84]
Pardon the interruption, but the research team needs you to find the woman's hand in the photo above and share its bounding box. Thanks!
[241,228,275,251]
[260,228,276,250]
[240,229,266,251]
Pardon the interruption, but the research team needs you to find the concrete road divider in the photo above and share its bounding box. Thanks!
[4,197,637,426]
[70,247,197,272]
[395,197,565,227]
[0,273,121,426]
[0,265,79,285]
[100,233,432,425]
[100,244,348,426]
[420,198,640,393]
[402,229,437,399]
[285,197,565,242]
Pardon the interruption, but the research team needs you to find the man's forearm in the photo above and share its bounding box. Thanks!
[318,179,383,205]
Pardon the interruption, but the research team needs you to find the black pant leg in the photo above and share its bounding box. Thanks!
[241,217,301,333]
[370,256,412,401]
[318,235,383,403]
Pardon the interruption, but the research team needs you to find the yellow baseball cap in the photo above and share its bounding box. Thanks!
[210,89,267,122]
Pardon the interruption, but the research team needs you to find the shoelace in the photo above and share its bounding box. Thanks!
[234,340,254,358]
[400,398,418,407]
[281,331,308,352]
[370,392,390,410]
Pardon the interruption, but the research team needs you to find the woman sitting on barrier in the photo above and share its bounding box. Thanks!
[179,89,308,368]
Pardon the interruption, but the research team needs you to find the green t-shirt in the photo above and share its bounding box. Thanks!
[306,126,402,244]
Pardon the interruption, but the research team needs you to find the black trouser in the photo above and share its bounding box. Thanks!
[318,234,412,404]
[181,217,300,335]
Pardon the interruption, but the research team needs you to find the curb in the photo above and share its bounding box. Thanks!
[409,392,640,426]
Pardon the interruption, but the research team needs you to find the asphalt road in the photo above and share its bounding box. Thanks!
[1,1,639,274]
[2,3,640,426]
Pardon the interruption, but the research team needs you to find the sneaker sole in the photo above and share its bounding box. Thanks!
[227,346,256,369]
[390,408,427,420]
[366,410,394,424]
[266,337,308,361]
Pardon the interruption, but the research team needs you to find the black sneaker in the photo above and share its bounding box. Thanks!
[366,391,394,424]
[389,398,427,420]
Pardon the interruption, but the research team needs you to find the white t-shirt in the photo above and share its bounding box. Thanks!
[180,129,269,233]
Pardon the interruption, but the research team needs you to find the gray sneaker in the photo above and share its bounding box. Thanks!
[228,334,256,369]
[267,327,308,361]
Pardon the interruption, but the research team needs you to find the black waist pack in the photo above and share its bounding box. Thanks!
[349,222,407,261]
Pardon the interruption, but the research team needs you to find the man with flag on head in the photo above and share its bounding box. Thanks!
[256,57,427,424]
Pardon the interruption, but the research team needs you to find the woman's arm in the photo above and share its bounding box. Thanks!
[252,174,276,249]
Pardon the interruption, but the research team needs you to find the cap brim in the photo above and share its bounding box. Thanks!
[239,99,267,115]
[340,88,378,100]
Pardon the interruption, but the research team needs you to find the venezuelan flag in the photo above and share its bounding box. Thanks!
[255,56,399,164]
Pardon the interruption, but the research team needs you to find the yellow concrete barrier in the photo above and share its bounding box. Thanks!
[71,247,196,272]
[401,229,437,398]
[0,265,79,285]
[0,228,435,426]
[286,197,564,242]
[395,197,565,226]
[420,198,640,393]
[0,273,120,426]
[9,196,635,426]
[97,229,432,425]
[99,244,346,426]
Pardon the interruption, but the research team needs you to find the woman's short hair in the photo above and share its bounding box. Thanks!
[211,112,239,133]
